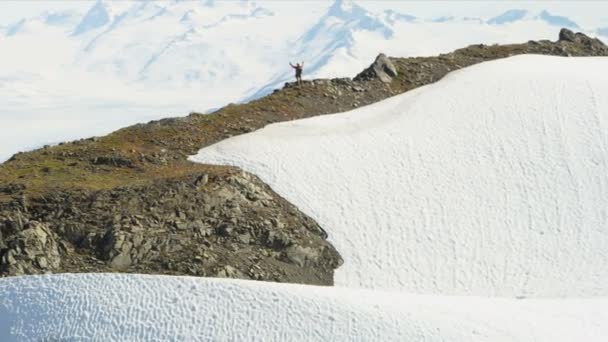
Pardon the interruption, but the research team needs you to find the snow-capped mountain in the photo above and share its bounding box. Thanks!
[3,8,82,36]
[245,0,402,100]
[0,0,605,162]
[487,9,579,28]
[487,9,528,25]
[383,9,416,25]
[72,0,113,35]
[72,1,281,87]
[538,10,579,28]
[0,0,318,161]
[43,10,82,27]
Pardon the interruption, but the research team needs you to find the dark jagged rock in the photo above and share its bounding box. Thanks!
[0,171,342,284]
[559,28,579,42]
[355,53,398,83]
[91,155,134,168]
[0,221,63,276]
[558,28,608,54]
[0,183,25,195]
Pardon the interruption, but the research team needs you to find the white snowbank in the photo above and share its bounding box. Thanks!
[1,273,607,341]
[192,55,608,297]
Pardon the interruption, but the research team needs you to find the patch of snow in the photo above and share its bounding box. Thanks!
[1,274,607,341]
[192,56,608,297]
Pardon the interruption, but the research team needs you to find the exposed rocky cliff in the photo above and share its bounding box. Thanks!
[1,170,341,284]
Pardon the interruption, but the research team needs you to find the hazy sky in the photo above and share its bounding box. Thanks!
[1,1,607,27]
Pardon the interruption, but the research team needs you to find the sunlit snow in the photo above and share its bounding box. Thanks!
[193,56,608,297]
[1,274,607,341]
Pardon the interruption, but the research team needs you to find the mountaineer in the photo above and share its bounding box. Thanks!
[289,61,304,85]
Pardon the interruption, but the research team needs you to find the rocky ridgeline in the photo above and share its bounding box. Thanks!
[0,29,606,284]
[0,171,342,284]
[281,29,607,113]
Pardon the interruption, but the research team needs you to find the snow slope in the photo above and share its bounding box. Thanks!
[192,56,608,297]
[1,273,607,341]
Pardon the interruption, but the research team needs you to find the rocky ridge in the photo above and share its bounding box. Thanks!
[0,29,606,284]
[1,170,341,284]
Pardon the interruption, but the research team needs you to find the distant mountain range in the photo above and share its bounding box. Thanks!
[487,9,579,28]
[1,0,595,100]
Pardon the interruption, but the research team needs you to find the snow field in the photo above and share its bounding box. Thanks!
[192,56,608,297]
[1,273,607,341]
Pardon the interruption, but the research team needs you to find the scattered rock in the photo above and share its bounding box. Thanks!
[285,245,320,268]
[0,221,62,276]
[194,174,209,187]
[0,183,25,195]
[0,172,341,285]
[216,265,246,279]
[110,252,132,269]
[91,155,133,168]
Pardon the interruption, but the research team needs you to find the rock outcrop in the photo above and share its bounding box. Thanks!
[355,53,398,83]
[0,171,342,284]
[0,221,63,276]
[558,28,608,54]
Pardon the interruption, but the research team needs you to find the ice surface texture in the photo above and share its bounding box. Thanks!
[193,56,608,297]
[1,274,607,341]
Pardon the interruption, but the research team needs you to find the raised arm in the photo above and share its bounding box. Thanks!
[289,62,296,68]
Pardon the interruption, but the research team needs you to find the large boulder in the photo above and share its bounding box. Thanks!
[558,28,608,53]
[354,53,398,83]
